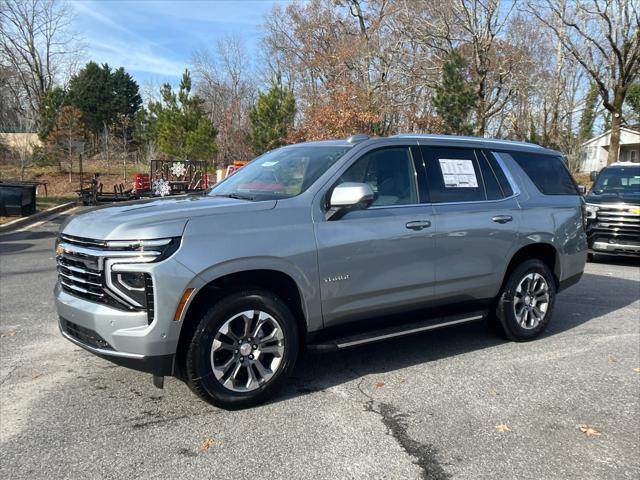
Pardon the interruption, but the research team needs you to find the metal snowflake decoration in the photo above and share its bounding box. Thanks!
[170,162,187,178]
[153,178,172,197]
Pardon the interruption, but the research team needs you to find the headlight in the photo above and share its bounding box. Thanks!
[103,237,180,312]
[585,204,599,219]
[104,237,181,261]
[108,270,153,310]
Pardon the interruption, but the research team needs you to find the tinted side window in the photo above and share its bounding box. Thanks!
[506,151,578,195]
[422,147,486,203]
[478,154,503,200]
[483,150,514,197]
[339,147,418,206]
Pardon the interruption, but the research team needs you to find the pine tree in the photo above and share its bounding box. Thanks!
[432,51,476,136]
[148,69,217,160]
[578,83,599,142]
[38,86,65,140]
[248,73,296,154]
[529,119,539,144]
[66,62,142,137]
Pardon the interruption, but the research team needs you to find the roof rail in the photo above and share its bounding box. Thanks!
[392,133,544,148]
[346,134,370,144]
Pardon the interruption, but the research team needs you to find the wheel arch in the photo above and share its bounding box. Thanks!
[174,268,309,377]
[502,243,560,291]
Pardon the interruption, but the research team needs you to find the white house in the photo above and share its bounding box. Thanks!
[579,126,640,172]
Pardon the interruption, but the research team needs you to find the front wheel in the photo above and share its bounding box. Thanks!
[493,259,556,341]
[185,289,299,409]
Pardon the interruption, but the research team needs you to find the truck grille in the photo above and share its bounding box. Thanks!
[56,234,153,314]
[594,205,640,234]
[591,204,640,247]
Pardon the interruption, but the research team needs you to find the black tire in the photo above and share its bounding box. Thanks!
[185,289,299,409]
[493,259,556,342]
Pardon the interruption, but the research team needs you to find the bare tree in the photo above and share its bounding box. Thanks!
[192,35,256,164]
[0,0,83,127]
[530,0,640,164]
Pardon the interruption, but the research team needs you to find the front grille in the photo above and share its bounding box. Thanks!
[592,204,640,243]
[57,234,153,312]
[61,318,113,350]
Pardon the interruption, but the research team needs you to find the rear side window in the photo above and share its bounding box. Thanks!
[422,147,485,202]
[421,147,512,203]
[505,151,578,195]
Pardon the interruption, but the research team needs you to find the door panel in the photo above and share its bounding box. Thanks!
[315,146,436,326]
[430,199,520,300]
[315,205,436,325]
[419,146,520,301]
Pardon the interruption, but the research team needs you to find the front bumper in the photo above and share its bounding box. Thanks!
[590,240,640,255]
[58,316,174,375]
[54,254,203,375]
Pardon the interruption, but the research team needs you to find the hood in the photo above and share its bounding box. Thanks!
[585,190,640,205]
[61,195,277,240]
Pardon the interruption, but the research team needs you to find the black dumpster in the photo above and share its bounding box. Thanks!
[0,182,37,216]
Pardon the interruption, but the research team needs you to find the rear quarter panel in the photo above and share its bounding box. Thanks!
[498,152,587,283]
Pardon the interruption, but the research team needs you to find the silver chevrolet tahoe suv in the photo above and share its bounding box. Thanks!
[55,134,587,409]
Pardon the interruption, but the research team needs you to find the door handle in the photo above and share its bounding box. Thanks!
[492,215,513,224]
[405,220,431,231]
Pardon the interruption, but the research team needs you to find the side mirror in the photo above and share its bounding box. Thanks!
[577,184,587,195]
[327,182,374,220]
[590,171,598,182]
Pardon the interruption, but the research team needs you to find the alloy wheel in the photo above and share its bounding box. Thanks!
[513,273,550,329]
[210,310,285,392]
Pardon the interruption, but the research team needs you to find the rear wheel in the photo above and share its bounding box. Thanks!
[185,289,299,409]
[493,259,556,341]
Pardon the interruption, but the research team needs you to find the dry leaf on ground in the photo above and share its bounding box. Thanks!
[373,381,385,389]
[31,373,41,379]
[607,355,618,364]
[495,423,510,433]
[579,424,601,437]
[200,438,215,451]
[1,330,17,337]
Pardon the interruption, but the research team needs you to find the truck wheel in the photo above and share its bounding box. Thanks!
[185,289,299,409]
[493,259,556,342]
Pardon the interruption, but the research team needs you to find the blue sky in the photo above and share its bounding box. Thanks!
[70,0,290,88]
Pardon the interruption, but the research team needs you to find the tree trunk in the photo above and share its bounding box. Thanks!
[476,78,486,137]
[607,112,622,165]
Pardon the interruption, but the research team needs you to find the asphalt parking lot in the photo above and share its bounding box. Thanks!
[1,212,639,480]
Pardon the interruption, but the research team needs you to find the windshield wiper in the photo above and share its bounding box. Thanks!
[215,193,255,201]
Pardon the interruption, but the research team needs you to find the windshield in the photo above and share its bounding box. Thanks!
[592,166,640,194]
[210,145,351,200]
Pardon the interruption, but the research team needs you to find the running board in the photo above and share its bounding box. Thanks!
[308,311,486,352]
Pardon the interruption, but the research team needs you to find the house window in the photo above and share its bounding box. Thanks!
[631,150,637,163]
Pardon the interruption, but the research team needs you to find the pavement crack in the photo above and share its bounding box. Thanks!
[0,364,20,387]
[131,414,189,430]
[365,400,451,480]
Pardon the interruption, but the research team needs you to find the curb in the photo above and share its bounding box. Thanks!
[0,201,78,234]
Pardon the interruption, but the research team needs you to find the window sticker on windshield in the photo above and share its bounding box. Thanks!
[438,158,478,188]
[262,161,279,167]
